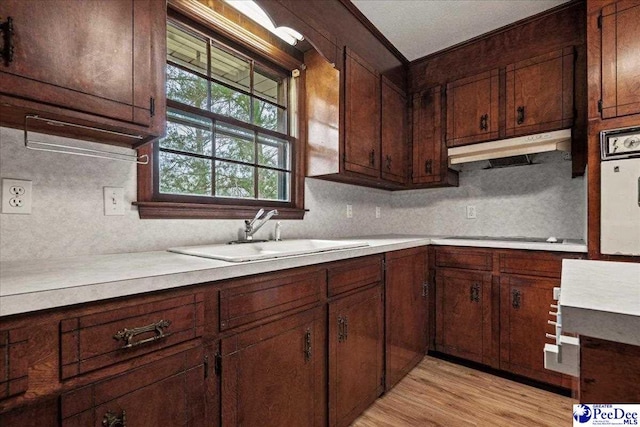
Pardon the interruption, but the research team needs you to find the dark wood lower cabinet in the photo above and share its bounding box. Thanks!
[329,285,384,427]
[61,344,206,426]
[385,248,429,390]
[435,268,492,365]
[0,398,59,427]
[220,307,326,427]
[499,275,565,386]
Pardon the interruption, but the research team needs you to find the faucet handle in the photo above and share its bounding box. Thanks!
[248,208,265,226]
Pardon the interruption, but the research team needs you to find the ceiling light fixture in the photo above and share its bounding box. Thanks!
[224,0,304,45]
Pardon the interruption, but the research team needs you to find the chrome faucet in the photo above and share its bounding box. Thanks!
[244,208,279,241]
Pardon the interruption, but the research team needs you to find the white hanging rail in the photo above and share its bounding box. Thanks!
[23,115,149,165]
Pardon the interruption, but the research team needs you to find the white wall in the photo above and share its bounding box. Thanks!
[0,127,585,262]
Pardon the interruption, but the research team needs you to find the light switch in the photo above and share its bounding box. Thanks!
[103,187,125,216]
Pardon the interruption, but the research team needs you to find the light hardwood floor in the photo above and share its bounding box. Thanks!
[352,356,576,427]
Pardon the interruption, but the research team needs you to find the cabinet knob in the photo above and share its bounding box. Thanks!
[517,106,525,125]
[0,17,14,66]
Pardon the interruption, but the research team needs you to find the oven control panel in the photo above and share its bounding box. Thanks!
[601,126,640,160]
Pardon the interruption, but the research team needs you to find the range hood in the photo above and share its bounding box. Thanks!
[448,129,571,165]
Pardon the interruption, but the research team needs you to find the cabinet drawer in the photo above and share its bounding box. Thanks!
[435,247,492,271]
[61,345,205,426]
[499,252,582,278]
[0,328,28,401]
[60,293,204,379]
[328,255,383,297]
[220,269,324,331]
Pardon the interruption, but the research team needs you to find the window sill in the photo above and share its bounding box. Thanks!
[133,201,307,220]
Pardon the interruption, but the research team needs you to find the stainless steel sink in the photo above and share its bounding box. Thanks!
[168,239,369,262]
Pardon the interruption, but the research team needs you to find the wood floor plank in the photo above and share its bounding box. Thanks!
[351,356,575,427]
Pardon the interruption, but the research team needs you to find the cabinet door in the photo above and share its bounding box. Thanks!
[446,69,499,147]
[412,86,442,184]
[329,285,383,427]
[221,308,325,427]
[0,398,59,427]
[344,48,380,178]
[61,345,206,426]
[499,275,564,386]
[381,77,407,184]
[385,248,428,390]
[435,268,492,364]
[0,0,163,131]
[506,48,574,137]
[601,2,640,118]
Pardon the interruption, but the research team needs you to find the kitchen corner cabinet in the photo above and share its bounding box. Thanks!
[599,2,640,119]
[411,86,459,187]
[446,69,499,147]
[435,268,493,365]
[220,307,326,427]
[380,77,407,184]
[384,248,429,390]
[344,48,381,178]
[0,0,166,146]
[505,48,575,137]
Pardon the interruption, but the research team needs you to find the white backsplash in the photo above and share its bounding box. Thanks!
[0,127,585,262]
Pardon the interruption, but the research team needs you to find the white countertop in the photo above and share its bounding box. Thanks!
[0,235,587,318]
[560,259,640,346]
[429,237,587,253]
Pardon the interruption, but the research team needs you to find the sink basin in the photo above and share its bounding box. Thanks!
[168,239,369,262]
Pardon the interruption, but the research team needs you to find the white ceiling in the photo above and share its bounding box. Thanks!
[351,0,570,61]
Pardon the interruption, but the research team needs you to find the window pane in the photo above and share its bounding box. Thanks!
[211,82,251,122]
[254,99,286,132]
[259,169,289,201]
[210,44,250,91]
[254,71,283,105]
[167,65,208,109]
[167,23,207,75]
[161,110,212,156]
[257,135,289,170]
[215,161,254,198]
[215,122,254,163]
[159,152,212,196]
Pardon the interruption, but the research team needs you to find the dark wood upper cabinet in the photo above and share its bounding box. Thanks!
[0,0,166,146]
[435,268,493,365]
[600,1,640,119]
[506,47,575,137]
[381,77,407,184]
[384,248,428,390]
[344,48,381,178]
[329,285,384,427]
[411,86,459,187]
[446,69,499,147]
[221,308,326,427]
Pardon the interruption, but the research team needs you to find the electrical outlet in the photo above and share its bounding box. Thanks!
[466,205,477,219]
[375,206,381,218]
[346,204,353,218]
[104,187,125,216]
[2,179,32,214]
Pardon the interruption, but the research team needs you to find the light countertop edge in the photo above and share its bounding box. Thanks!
[1,235,588,318]
[560,259,640,347]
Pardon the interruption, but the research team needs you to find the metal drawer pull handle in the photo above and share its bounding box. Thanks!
[102,410,126,427]
[338,316,345,342]
[304,328,312,361]
[369,149,375,166]
[517,106,525,124]
[0,17,14,66]
[512,289,521,309]
[113,319,171,349]
[344,316,348,341]
[470,284,480,302]
[480,114,488,131]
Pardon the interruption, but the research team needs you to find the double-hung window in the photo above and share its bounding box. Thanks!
[159,20,294,205]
